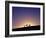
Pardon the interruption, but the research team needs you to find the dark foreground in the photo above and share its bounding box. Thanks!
[12,25,40,31]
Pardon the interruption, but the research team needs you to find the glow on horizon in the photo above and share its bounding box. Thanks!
[13,18,40,29]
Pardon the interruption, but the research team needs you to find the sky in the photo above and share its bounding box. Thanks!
[12,7,40,29]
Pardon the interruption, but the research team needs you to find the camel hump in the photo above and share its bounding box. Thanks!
[24,24,31,27]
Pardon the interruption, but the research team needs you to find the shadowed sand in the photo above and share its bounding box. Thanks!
[12,25,40,31]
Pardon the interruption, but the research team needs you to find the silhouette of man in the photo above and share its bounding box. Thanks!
[26,24,28,27]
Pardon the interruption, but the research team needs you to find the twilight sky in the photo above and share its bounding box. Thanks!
[12,7,40,29]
